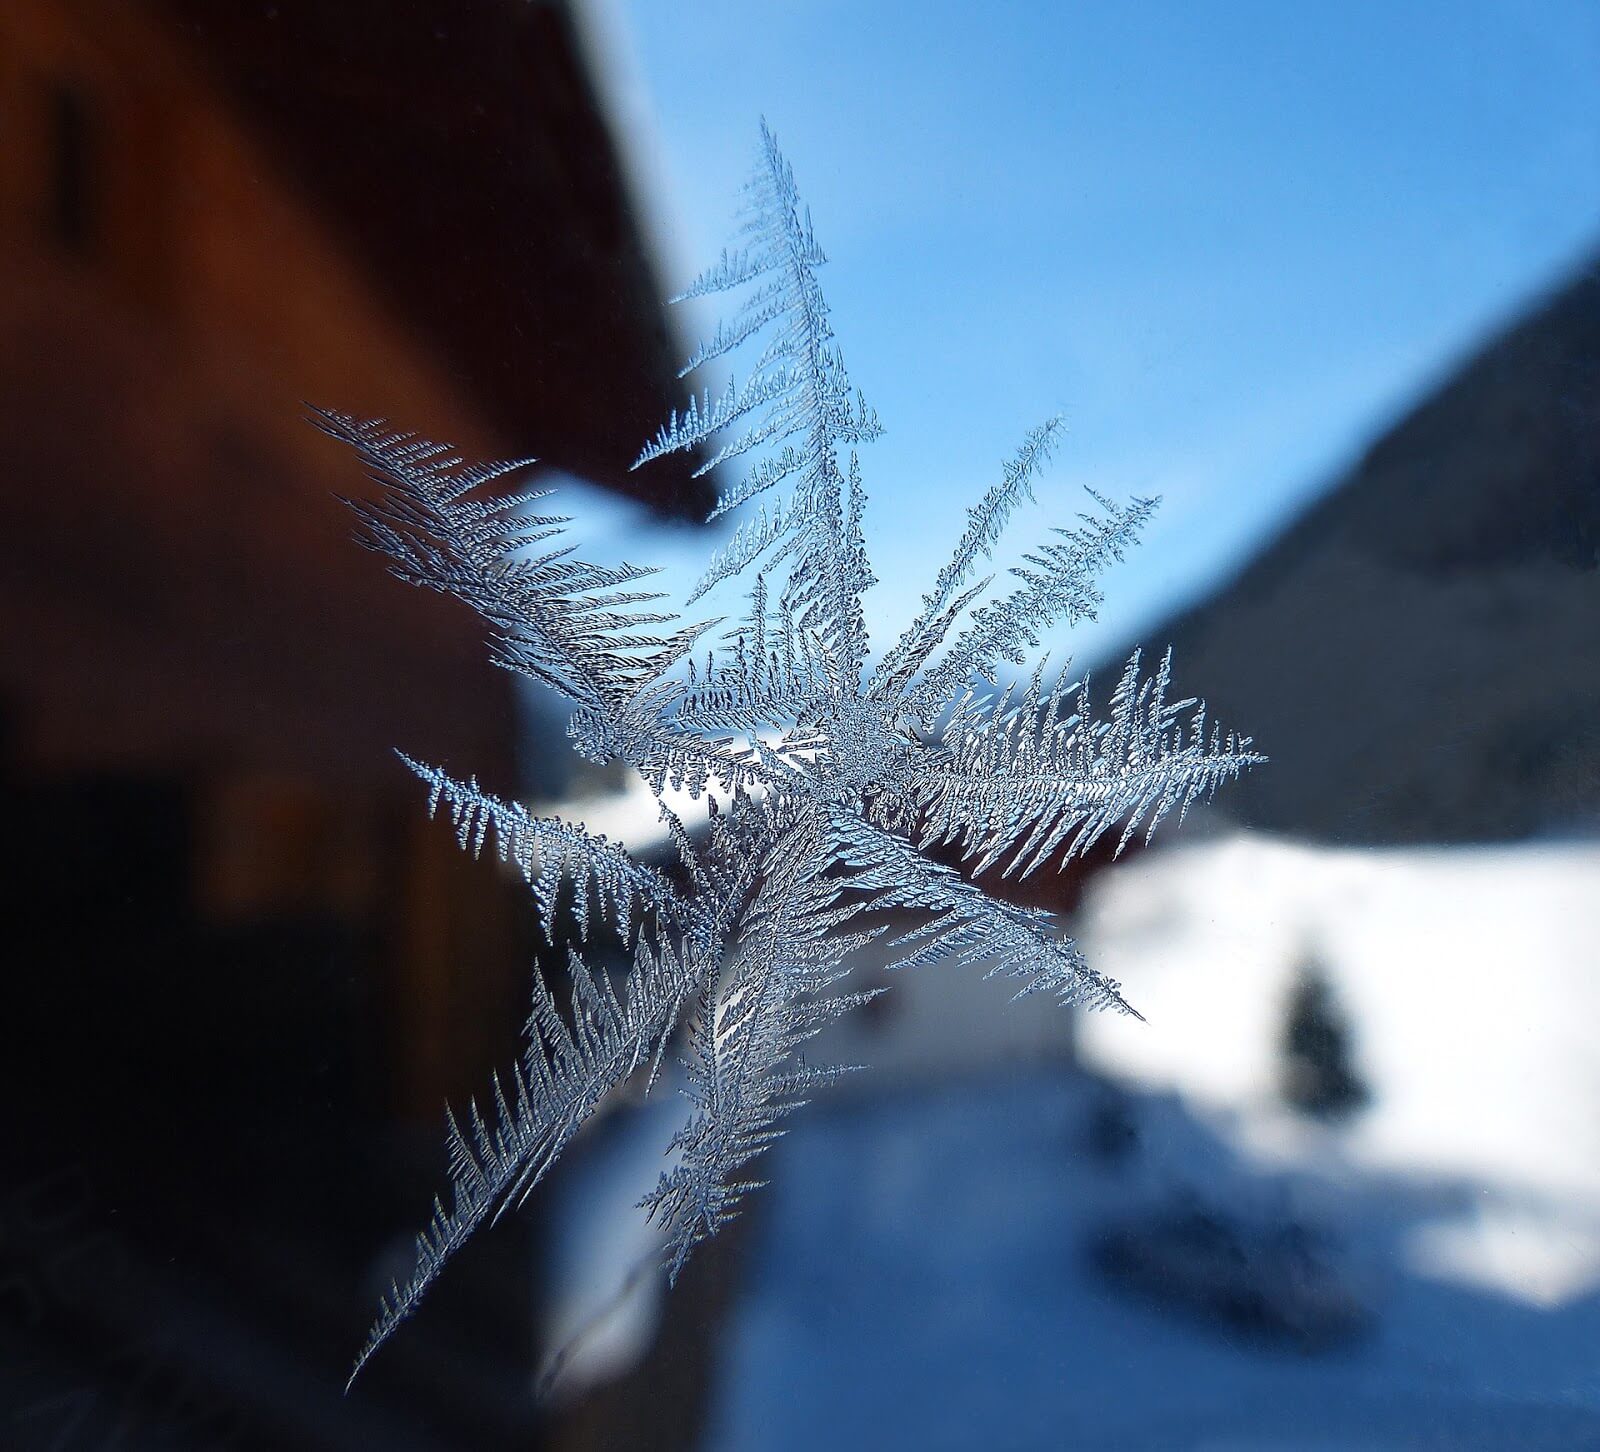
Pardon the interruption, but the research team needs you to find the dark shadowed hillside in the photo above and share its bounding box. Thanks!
[1132,255,1600,844]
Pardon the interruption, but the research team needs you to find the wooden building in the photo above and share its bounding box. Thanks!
[0,2,705,1444]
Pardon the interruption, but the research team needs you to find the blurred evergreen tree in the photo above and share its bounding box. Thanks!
[1280,961,1369,1120]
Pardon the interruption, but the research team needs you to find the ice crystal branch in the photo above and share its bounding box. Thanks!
[918,648,1262,879]
[325,121,1262,1385]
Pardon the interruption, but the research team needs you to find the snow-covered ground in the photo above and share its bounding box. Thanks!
[1078,833,1600,1306]
[697,833,1600,1448]
[701,1070,1600,1450]
[543,832,1600,1445]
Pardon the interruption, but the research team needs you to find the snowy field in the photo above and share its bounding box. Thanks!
[705,835,1600,1448]
[1078,833,1600,1304]
[547,833,1600,1447]
[701,1070,1600,1451]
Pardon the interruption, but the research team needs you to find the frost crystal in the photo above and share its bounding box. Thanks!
[321,122,1263,1386]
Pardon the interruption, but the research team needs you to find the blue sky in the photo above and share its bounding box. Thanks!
[582,0,1600,667]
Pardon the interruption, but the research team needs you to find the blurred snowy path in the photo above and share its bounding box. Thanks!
[703,1069,1600,1451]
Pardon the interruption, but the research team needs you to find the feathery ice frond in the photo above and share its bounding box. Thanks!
[824,806,1135,1016]
[916,650,1267,880]
[398,753,709,947]
[315,407,717,709]
[871,417,1064,706]
[324,122,1261,1386]
[644,811,879,1279]
[903,488,1161,729]
[634,119,880,686]
[347,932,706,1390]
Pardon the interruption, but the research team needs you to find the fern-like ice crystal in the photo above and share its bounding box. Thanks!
[322,121,1263,1386]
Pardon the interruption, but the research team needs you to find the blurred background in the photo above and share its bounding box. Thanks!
[0,1,1596,1448]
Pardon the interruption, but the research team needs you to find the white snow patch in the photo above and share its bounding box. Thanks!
[1078,832,1600,1305]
